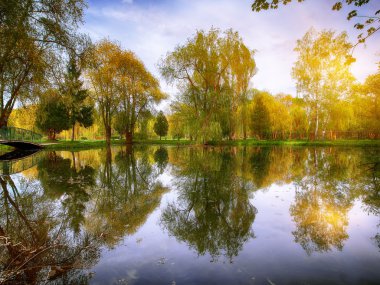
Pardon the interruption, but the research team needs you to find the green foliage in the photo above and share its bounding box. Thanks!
[251,0,378,44]
[292,29,354,138]
[36,90,71,140]
[86,40,166,144]
[0,0,87,127]
[251,95,271,139]
[153,111,169,139]
[154,147,169,173]
[160,28,256,142]
[62,56,94,140]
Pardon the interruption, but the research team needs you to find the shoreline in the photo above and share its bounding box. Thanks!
[38,139,380,150]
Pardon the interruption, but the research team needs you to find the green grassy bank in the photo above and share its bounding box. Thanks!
[41,138,192,150]
[39,138,380,150]
[206,139,380,147]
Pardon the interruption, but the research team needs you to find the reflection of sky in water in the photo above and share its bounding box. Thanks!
[2,146,379,285]
[89,151,379,285]
[92,184,380,284]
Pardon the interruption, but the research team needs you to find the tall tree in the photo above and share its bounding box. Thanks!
[292,29,354,139]
[361,72,380,136]
[352,71,380,137]
[86,40,121,145]
[86,41,165,144]
[62,55,94,141]
[115,50,166,144]
[154,111,169,140]
[0,0,87,128]
[159,28,256,142]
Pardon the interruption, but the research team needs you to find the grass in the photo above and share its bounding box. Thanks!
[41,138,192,150]
[206,138,380,147]
[38,138,380,150]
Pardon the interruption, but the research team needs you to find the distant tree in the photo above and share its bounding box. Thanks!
[85,40,121,145]
[62,55,94,141]
[86,40,165,145]
[352,71,380,137]
[292,29,354,139]
[154,111,169,140]
[160,28,256,142]
[169,112,185,140]
[251,95,270,139]
[115,51,166,144]
[251,0,379,45]
[36,90,70,140]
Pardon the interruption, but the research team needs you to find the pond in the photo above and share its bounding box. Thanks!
[0,145,379,284]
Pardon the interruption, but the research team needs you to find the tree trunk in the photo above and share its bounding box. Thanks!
[314,108,319,140]
[48,129,56,140]
[71,124,75,141]
[125,131,133,144]
[0,110,10,129]
[105,126,111,146]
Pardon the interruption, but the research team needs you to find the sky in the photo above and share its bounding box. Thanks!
[82,0,380,105]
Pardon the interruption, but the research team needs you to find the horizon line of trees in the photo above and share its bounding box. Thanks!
[2,12,379,142]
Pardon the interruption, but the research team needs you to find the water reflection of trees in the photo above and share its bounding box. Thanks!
[1,145,379,281]
[0,146,170,283]
[358,149,380,250]
[38,152,95,233]
[166,146,380,257]
[289,148,378,254]
[0,175,101,284]
[161,148,257,262]
[87,146,168,246]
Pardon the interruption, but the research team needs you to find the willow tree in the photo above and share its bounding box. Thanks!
[159,28,256,142]
[292,29,354,139]
[0,0,87,128]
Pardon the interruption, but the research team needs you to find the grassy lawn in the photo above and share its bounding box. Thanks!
[206,139,380,147]
[37,138,380,150]
[40,138,192,150]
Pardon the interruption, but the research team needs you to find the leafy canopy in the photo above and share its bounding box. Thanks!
[251,0,379,45]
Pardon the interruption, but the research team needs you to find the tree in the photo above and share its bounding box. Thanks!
[352,71,380,137]
[85,40,121,145]
[62,55,94,141]
[0,0,87,128]
[292,29,354,139]
[86,40,165,145]
[251,0,379,45]
[159,28,256,142]
[363,72,380,135]
[250,94,271,139]
[168,111,186,140]
[115,51,166,144]
[154,111,169,140]
[36,90,70,140]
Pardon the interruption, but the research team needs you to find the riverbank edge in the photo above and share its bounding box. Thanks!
[39,139,380,150]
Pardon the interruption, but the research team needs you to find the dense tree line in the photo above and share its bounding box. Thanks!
[165,28,380,141]
[2,1,378,142]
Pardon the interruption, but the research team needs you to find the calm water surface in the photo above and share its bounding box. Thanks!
[0,146,379,284]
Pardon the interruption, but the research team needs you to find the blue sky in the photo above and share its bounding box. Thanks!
[82,0,379,104]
